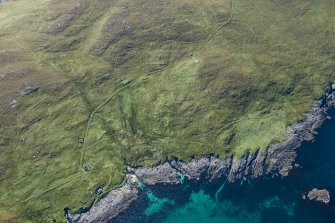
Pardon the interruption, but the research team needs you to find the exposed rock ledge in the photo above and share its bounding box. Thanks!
[304,188,331,204]
[66,84,335,223]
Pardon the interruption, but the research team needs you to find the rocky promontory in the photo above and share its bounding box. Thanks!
[66,84,335,223]
[66,175,139,223]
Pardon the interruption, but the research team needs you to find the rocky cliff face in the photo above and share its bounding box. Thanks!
[66,175,139,223]
[67,85,335,223]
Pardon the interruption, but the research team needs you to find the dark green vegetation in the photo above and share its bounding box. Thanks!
[0,0,334,222]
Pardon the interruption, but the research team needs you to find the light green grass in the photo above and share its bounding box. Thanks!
[0,0,334,222]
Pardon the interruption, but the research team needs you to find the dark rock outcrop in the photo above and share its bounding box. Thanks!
[66,85,335,223]
[18,84,39,95]
[93,73,113,87]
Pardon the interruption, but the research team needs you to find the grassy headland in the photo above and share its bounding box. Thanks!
[0,0,334,222]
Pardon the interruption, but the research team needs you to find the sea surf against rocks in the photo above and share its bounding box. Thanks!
[67,85,335,223]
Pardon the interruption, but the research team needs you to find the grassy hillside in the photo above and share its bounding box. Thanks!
[0,0,334,222]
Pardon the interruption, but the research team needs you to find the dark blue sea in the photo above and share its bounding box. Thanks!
[113,109,335,223]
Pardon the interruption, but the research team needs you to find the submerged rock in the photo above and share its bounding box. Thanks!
[306,188,331,204]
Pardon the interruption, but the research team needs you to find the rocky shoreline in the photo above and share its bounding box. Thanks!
[66,84,335,223]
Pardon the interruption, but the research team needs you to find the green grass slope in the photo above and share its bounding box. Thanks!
[0,0,334,222]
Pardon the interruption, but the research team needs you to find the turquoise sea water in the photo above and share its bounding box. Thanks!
[113,109,335,223]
